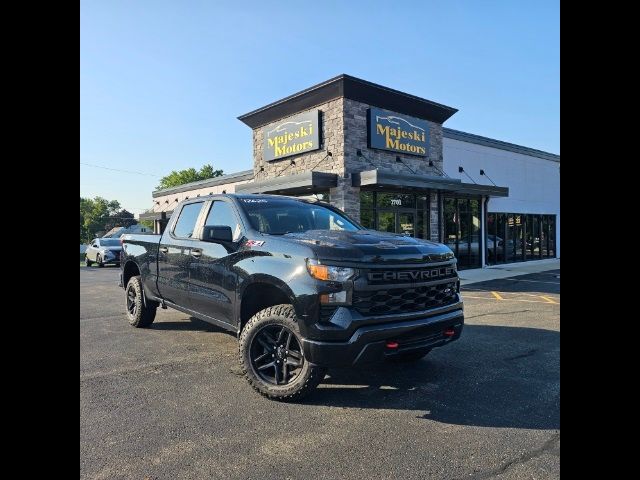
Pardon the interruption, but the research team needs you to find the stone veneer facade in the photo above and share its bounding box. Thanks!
[250,97,446,241]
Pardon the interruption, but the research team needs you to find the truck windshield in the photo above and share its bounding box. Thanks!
[238,198,361,235]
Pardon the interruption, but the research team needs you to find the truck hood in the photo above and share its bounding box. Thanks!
[281,230,454,265]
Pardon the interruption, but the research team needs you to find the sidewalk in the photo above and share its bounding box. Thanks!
[458,258,560,286]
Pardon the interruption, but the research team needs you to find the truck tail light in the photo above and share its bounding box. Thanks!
[444,328,455,337]
[386,341,399,349]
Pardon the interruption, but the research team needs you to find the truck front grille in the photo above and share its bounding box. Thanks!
[352,282,458,316]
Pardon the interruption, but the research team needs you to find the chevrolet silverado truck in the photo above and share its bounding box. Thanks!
[120,194,463,401]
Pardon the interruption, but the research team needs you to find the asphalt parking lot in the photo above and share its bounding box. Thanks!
[80,266,559,480]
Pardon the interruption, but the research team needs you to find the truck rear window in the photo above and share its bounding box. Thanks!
[173,202,204,238]
[239,198,360,235]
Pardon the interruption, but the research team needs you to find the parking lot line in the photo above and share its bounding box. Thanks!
[491,291,504,301]
[463,294,560,305]
[539,295,559,304]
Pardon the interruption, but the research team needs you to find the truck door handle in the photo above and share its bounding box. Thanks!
[159,246,168,254]
[191,248,202,257]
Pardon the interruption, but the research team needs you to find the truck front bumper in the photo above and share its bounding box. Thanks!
[301,308,464,368]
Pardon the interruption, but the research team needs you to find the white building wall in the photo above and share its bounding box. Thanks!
[151,178,252,213]
[443,137,560,257]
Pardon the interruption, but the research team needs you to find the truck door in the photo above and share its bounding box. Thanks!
[188,199,242,326]
[156,201,206,307]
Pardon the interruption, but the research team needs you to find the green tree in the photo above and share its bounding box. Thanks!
[104,209,136,232]
[156,164,223,190]
[80,196,121,243]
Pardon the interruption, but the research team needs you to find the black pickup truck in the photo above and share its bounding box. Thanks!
[120,194,463,401]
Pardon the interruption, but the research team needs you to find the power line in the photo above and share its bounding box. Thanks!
[80,162,161,177]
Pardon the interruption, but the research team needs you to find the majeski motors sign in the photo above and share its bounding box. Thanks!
[263,110,321,161]
[368,107,429,157]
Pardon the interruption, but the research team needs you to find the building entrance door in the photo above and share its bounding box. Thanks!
[377,210,415,236]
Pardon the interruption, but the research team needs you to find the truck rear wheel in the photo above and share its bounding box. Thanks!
[239,304,326,401]
[125,275,157,328]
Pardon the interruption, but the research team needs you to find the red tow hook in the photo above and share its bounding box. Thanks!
[386,341,399,349]
[444,328,456,337]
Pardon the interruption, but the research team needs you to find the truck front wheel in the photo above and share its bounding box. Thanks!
[239,304,326,401]
[125,275,157,328]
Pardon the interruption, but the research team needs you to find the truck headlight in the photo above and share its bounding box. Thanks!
[306,259,355,282]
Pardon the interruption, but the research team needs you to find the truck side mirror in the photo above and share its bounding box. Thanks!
[200,225,233,243]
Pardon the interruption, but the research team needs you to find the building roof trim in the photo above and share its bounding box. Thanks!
[444,128,560,163]
[238,74,458,129]
[152,169,254,198]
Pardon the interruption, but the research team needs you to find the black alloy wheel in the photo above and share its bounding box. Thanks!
[250,324,304,385]
[126,283,137,317]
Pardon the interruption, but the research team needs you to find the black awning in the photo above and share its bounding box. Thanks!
[352,169,508,197]
[235,171,338,195]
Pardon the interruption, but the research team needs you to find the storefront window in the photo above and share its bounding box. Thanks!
[506,214,518,262]
[360,209,374,230]
[525,215,534,260]
[501,212,555,262]
[376,192,416,208]
[359,191,429,239]
[548,216,556,257]
[360,191,374,209]
[443,198,458,257]
[443,197,481,270]
[469,199,480,267]
[377,211,395,233]
[496,213,506,263]
[487,213,496,265]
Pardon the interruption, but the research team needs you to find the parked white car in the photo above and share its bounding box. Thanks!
[84,238,122,267]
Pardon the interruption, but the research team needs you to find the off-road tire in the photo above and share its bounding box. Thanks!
[239,304,326,401]
[85,256,92,267]
[386,349,431,363]
[125,275,157,328]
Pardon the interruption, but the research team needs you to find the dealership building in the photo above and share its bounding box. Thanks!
[141,74,559,270]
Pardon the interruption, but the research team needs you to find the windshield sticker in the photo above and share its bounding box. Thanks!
[246,240,265,247]
[241,199,268,203]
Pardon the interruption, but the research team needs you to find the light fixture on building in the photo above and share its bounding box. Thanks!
[479,169,497,186]
[275,159,297,177]
[395,156,416,174]
[428,160,450,178]
[310,151,332,171]
[356,149,378,169]
[458,166,477,184]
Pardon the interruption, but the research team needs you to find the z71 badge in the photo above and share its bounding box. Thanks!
[245,240,265,247]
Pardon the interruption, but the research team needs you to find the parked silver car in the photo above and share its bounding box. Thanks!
[84,238,122,267]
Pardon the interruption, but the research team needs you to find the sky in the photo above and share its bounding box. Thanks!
[80,0,559,215]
